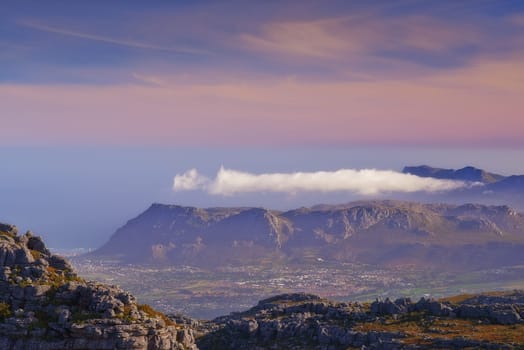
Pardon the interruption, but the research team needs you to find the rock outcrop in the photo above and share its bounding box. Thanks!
[197,291,524,349]
[0,223,197,350]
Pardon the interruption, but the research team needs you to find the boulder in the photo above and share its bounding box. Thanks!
[49,255,72,271]
[26,235,51,255]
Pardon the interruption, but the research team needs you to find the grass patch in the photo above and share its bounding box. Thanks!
[138,304,175,326]
[0,231,16,239]
[0,302,11,320]
[439,293,475,304]
[29,249,43,260]
[440,290,514,305]
[354,316,524,346]
[116,305,136,323]
[45,266,84,289]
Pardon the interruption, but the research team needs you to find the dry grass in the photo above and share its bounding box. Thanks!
[439,293,476,304]
[354,316,524,345]
[30,249,42,260]
[440,290,511,304]
[138,304,176,327]
[0,231,16,238]
[0,302,11,320]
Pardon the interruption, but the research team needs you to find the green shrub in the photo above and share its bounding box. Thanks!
[116,305,135,323]
[0,302,11,320]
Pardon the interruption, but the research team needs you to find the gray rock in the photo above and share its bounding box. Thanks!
[14,247,35,265]
[0,223,17,236]
[49,255,72,271]
[27,235,51,256]
[57,307,71,325]
[488,305,521,325]
[0,267,10,281]
[24,284,51,299]
[370,298,407,315]
[0,222,198,350]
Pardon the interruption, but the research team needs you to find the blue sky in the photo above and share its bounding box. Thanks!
[1,1,524,248]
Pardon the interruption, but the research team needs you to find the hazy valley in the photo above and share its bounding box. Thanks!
[66,165,524,321]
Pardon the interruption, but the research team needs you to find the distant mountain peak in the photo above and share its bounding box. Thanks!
[402,165,506,184]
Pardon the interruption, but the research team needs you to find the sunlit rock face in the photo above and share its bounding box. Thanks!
[0,223,197,350]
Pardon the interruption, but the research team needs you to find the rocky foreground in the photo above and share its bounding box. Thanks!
[195,292,524,349]
[0,223,197,350]
[2,221,524,349]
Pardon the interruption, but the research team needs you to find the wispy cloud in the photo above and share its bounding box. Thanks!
[131,73,166,86]
[173,167,467,196]
[240,15,483,60]
[2,53,524,146]
[240,17,361,59]
[18,20,209,55]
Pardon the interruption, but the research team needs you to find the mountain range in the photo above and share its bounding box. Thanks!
[92,199,524,270]
[402,165,507,183]
[403,165,524,201]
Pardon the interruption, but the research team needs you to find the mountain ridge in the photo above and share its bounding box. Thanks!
[402,165,507,183]
[92,200,524,270]
[402,164,524,193]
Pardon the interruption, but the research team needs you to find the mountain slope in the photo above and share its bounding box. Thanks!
[488,175,524,191]
[402,165,506,183]
[92,201,524,270]
[401,165,524,210]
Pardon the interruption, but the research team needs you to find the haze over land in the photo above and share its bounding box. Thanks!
[75,185,524,317]
[2,1,524,249]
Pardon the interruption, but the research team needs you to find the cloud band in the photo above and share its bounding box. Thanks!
[173,167,466,196]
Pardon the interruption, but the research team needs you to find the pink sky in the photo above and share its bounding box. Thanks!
[2,3,524,147]
[2,54,524,146]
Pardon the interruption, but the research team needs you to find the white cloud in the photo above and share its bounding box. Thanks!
[173,168,210,191]
[173,167,467,195]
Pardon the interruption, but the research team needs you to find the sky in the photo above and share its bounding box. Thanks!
[1,1,524,248]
